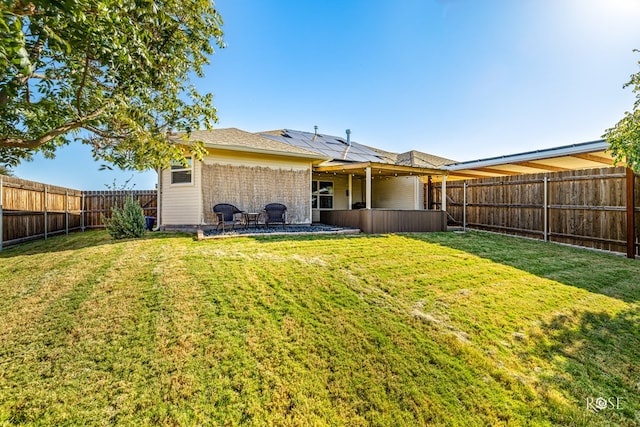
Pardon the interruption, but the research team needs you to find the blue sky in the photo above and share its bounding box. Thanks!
[13,0,640,190]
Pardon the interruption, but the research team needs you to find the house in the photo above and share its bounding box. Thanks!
[261,129,453,222]
[157,127,454,231]
[159,128,328,226]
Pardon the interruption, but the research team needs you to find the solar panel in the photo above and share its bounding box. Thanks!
[261,129,389,163]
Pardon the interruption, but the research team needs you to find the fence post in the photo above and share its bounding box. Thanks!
[0,176,3,252]
[543,176,548,242]
[81,193,85,232]
[627,168,636,259]
[441,175,447,212]
[463,181,467,232]
[65,190,69,235]
[44,186,48,240]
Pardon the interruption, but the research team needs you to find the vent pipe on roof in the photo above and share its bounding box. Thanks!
[312,125,318,142]
[342,129,352,160]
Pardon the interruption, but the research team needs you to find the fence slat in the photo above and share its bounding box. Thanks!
[1,176,156,248]
[434,166,638,256]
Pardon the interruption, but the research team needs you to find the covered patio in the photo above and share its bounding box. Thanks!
[314,161,449,233]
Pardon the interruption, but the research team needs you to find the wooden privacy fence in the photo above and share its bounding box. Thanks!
[434,166,639,258]
[82,190,157,229]
[0,175,157,249]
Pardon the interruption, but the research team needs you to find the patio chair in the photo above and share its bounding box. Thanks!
[213,203,245,231]
[263,203,287,228]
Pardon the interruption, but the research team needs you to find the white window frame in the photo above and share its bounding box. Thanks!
[312,180,334,210]
[170,157,193,185]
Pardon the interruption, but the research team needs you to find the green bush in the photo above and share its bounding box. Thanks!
[102,196,146,239]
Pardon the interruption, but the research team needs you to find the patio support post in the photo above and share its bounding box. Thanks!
[543,176,548,242]
[441,175,447,212]
[365,167,372,209]
[348,173,353,210]
[463,181,467,232]
[626,167,636,259]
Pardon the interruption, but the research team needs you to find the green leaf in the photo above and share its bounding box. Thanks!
[11,46,32,75]
[0,0,225,170]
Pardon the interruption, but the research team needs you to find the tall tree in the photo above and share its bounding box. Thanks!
[0,0,224,169]
[603,50,640,172]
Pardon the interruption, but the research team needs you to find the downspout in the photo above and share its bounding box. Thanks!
[156,167,162,229]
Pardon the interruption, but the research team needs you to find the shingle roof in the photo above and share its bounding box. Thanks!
[364,146,400,164]
[260,129,455,167]
[171,128,327,159]
[396,150,456,168]
[172,128,455,167]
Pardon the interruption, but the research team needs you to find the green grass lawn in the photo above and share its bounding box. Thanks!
[0,230,638,426]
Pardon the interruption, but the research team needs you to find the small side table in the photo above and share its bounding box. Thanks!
[244,212,261,229]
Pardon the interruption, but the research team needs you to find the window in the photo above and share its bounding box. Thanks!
[312,180,333,209]
[170,157,193,184]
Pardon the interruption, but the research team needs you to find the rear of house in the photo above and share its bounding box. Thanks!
[157,127,454,231]
[158,128,328,227]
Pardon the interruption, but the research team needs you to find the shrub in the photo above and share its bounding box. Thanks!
[102,196,146,239]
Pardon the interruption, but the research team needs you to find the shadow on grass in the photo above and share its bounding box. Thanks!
[528,306,640,425]
[246,233,386,244]
[0,229,193,258]
[405,231,640,425]
[407,231,640,304]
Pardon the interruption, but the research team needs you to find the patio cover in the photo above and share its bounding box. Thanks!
[314,161,446,177]
[314,161,447,210]
[443,139,615,181]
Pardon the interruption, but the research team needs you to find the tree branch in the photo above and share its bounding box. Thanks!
[0,109,104,149]
[84,124,129,140]
[76,54,91,115]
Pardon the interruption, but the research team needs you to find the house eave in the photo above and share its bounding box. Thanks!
[202,143,331,163]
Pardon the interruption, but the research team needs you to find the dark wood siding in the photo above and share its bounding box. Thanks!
[321,209,447,233]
